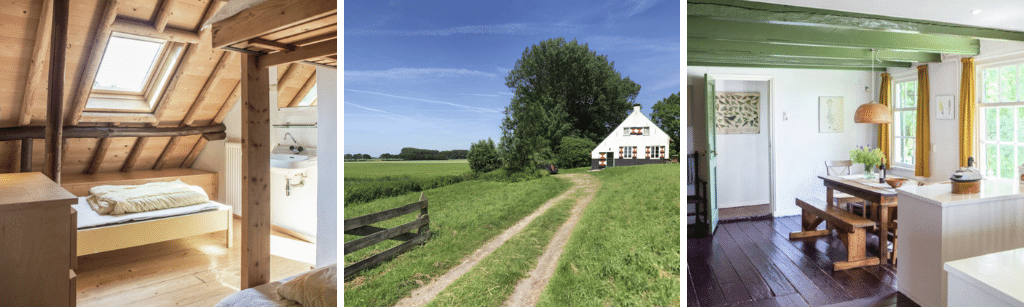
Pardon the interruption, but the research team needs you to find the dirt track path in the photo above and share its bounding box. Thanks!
[502,173,598,307]
[393,173,598,307]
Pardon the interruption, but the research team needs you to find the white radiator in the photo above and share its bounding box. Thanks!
[226,142,242,212]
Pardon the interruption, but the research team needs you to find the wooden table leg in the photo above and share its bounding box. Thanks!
[827,187,835,208]
[879,205,890,265]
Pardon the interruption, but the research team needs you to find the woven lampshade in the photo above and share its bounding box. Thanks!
[854,102,893,124]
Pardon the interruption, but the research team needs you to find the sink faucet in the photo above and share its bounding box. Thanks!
[284,132,303,153]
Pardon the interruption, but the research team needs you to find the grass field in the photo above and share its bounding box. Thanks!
[538,164,681,306]
[343,160,473,205]
[344,176,572,307]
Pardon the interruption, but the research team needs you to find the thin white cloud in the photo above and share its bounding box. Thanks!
[346,89,502,113]
[345,101,436,127]
[584,36,679,52]
[345,68,499,79]
[625,0,659,18]
[347,23,530,36]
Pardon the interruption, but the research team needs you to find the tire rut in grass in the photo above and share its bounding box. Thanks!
[501,173,599,307]
[393,173,596,307]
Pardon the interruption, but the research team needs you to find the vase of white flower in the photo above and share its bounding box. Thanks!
[850,146,884,179]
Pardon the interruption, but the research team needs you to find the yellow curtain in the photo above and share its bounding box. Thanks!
[959,58,977,167]
[916,65,930,177]
[878,73,893,169]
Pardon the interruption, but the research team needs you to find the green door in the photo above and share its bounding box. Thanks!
[704,74,719,235]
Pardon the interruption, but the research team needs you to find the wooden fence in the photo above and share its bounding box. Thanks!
[344,193,431,279]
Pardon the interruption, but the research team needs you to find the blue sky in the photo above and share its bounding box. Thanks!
[343,0,680,156]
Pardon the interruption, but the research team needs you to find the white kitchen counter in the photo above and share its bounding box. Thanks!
[897,178,1024,307]
[944,248,1024,307]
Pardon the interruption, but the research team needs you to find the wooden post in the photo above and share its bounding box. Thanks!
[240,53,271,289]
[20,138,33,172]
[45,0,68,182]
[419,193,430,238]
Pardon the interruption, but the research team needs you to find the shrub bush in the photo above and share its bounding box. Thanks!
[557,136,596,168]
[468,138,502,173]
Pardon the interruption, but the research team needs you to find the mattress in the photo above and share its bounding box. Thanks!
[215,276,300,307]
[74,197,230,230]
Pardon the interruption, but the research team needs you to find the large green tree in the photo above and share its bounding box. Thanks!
[650,92,680,157]
[501,38,641,171]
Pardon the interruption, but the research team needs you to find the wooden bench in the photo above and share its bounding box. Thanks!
[790,197,880,271]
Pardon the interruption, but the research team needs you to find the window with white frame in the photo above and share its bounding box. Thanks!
[649,146,661,159]
[892,79,918,168]
[622,146,633,158]
[86,33,185,113]
[979,63,1024,179]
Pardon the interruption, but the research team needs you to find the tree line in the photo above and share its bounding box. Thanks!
[345,148,469,161]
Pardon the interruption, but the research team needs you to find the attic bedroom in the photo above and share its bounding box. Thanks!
[0,0,337,306]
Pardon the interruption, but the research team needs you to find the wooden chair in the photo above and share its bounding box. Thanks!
[825,160,869,217]
[687,153,708,237]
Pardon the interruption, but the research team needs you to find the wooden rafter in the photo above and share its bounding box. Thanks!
[67,0,120,126]
[86,138,113,174]
[181,137,208,168]
[247,38,295,52]
[151,0,226,124]
[47,0,70,182]
[258,38,336,68]
[211,0,335,49]
[79,112,158,124]
[287,72,316,107]
[19,0,53,126]
[182,51,235,126]
[153,136,182,170]
[213,83,241,124]
[111,18,200,44]
[121,137,149,172]
[241,53,271,289]
[154,0,175,32]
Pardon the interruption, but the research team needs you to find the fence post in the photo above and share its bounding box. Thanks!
[418,192,430,240]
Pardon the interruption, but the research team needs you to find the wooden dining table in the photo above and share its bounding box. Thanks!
[819,175,900,265]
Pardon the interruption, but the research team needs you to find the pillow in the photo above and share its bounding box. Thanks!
[277,264,337,307]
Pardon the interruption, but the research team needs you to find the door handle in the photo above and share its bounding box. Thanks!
[708,150,717,157]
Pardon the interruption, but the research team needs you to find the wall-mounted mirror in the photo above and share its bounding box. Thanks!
[276,63,319,108]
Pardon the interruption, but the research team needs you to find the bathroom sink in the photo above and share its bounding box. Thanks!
[270,153,317,170]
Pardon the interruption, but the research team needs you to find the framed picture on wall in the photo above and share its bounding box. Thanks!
[936,95,955,120]
[819,96,844,133]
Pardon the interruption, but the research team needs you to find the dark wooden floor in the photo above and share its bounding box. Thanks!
[687,216,920,307]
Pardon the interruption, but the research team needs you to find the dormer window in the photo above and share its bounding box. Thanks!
[622,127,651,136]
[85,33,185,112]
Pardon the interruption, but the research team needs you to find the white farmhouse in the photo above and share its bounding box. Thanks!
[591,105,671,169]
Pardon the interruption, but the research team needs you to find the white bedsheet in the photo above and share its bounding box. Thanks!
[74,197,230,229]
[215,276,300,307]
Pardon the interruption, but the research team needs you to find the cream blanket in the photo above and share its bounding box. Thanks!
[87,180,209,215]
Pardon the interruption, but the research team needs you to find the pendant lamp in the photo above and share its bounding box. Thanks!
[854,49,893,124]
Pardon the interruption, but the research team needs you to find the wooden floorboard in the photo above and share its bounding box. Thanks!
[76,217,314,306]
[688,216,921,307]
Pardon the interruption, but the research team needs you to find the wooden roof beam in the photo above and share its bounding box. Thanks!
[0,124,226,141]
[86,138,113,174]
[689,16,981,55]
[287,72,316,107]
[154,0,175,33]
[181,137,208,168]
[121,137,148,172]
[67,0,119,126]
[211,0,335,49]
[259,38,336,68]
[153,136,182,170]
[152,0,226,125]
[19,0,53,126]
[47,0,70,183]
[247,38,296,52]
[110,19,200,44]
[213,82,241,124]
[182,51,236,126]
[688,0,1024,42]
[688,61,888,71]
[688,38,942,63]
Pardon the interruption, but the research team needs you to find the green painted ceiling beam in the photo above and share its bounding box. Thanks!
[688,61,888,72]
[688,52,912,69]
[688,38,942,63]
[689,16,981,55]
[689,0,1024,42]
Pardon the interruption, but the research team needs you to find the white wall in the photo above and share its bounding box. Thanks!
[715,80,770,208]
[315,66,338,268]
[688,67,878,217]
[885,39,1024,182]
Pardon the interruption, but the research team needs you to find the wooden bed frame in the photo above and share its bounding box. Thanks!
[211,0,336,289]
[61,168,231,257]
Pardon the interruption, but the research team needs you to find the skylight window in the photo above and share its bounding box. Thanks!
[93,36,164,93]
[85,32,185,114]
[297,84,318,106]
